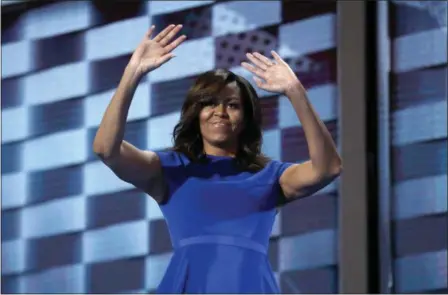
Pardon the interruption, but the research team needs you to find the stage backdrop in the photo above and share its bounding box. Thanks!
[2,0,340,293]
[378,1,447,293]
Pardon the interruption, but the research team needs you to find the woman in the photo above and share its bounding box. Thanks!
[93,24,342,293]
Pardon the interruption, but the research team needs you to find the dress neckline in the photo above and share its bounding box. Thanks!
[204,154,236,161]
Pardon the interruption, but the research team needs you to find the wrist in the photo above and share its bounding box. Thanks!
[124,63,144,85]
[284,80,304,97]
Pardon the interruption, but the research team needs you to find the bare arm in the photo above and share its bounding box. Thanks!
[279,84,342,200]
[242,51,342,201]
[93,24,186,202]
[92,65,164,199]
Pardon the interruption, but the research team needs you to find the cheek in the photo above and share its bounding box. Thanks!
[231,112,245,131]
[199,109,210,130]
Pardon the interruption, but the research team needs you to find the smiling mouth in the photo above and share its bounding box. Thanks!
[211,122,231,128]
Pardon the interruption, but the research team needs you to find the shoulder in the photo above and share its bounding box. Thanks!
[155,149,191,168]
[265,159,294,176]
[255,159,294,182]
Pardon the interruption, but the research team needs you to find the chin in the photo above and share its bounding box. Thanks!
[207,135,235,147]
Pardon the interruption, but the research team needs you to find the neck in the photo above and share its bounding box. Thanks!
[203,142,237,158]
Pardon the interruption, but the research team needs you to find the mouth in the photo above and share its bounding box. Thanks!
[210,121,232,129]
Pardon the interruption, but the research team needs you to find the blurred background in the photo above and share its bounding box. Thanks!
[1,0,446,293]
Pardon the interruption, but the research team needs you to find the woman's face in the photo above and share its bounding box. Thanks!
[199,81,245,151]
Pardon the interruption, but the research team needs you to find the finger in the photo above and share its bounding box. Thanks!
[157,53,176,66]
[160,24,183,46]
[271,50,284,64]
[153,24,176,42]
[164,35,187,53]
[145,25,156,39]
[246,53,268,71]
[241,62,266,79]
[253,52,274,67]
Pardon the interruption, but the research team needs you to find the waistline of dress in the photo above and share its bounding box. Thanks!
[174,235,268,255]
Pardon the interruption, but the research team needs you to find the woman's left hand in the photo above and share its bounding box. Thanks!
[241,51,301,95]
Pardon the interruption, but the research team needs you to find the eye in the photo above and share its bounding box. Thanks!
[201,99,217,107]
[228,103,240,109]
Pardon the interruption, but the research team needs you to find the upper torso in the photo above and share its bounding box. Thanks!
[155,151,292,293]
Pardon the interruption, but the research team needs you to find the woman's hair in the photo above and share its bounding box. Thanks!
[171,68,270,171]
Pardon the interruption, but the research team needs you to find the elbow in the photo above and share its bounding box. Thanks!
[320,157,343,180]
[332,163,343,177]
[92,140,102,156]
[92,139,117,161]
[329,157,343,178]
[92,137,105,157]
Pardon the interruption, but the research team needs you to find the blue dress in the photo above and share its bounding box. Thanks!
[155,150,293,293]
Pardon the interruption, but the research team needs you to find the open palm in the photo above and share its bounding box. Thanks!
[241,51,299,94]
[130,24,187,76]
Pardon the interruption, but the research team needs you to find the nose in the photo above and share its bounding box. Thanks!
[214,103,228,117]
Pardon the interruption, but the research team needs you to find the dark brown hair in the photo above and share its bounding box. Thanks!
[171,69,270,171]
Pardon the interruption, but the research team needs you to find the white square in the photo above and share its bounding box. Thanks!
[83,220,148,263]
[149,0,214,15]
[23,1,92,39]
[23,128,87,172]
[84,82,151,128]
[86,16,149,61]
[1,106,29,144]
[2,40,32,79]
[21,195,86,239]
[278,13,336,59]
[24,62,90,106]
[83,160,134,196]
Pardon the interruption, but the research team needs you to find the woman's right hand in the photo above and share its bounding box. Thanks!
[129,24,186,78]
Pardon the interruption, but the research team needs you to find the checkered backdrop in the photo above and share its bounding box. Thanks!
[382,1,447,293]
[2,0,339,293]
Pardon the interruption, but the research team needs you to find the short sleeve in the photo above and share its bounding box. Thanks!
[155,150,188,203]
[269,160,295,207]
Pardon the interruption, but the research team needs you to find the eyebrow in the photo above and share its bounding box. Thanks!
[223,97,240,101]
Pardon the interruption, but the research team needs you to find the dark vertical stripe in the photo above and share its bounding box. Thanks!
[1,275,20,293]
[33,30,85,71]
[280,266,337,293]
[260,95,279,130]
[391,66,447,111]
[281,0,336,24]
[392,139,447,181]
[281,193,337,236]
[123,119,148,150]
[149,219,172,254]
[86,258,146,293]
[390,1,443,37]
[393,214,448,257]
[87,189,146,229]
[91,0,147,26]
[152,4,212,41]
[1,76,24,109]
[1,208,21,241]
[151,75,198,116]
[89,54,133,94]
[366,1,380,292]
[29,97,85,137]
[1,141,22,174]
[26,232,83,271]
[281,120,337,163]
[27,164,83,205]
